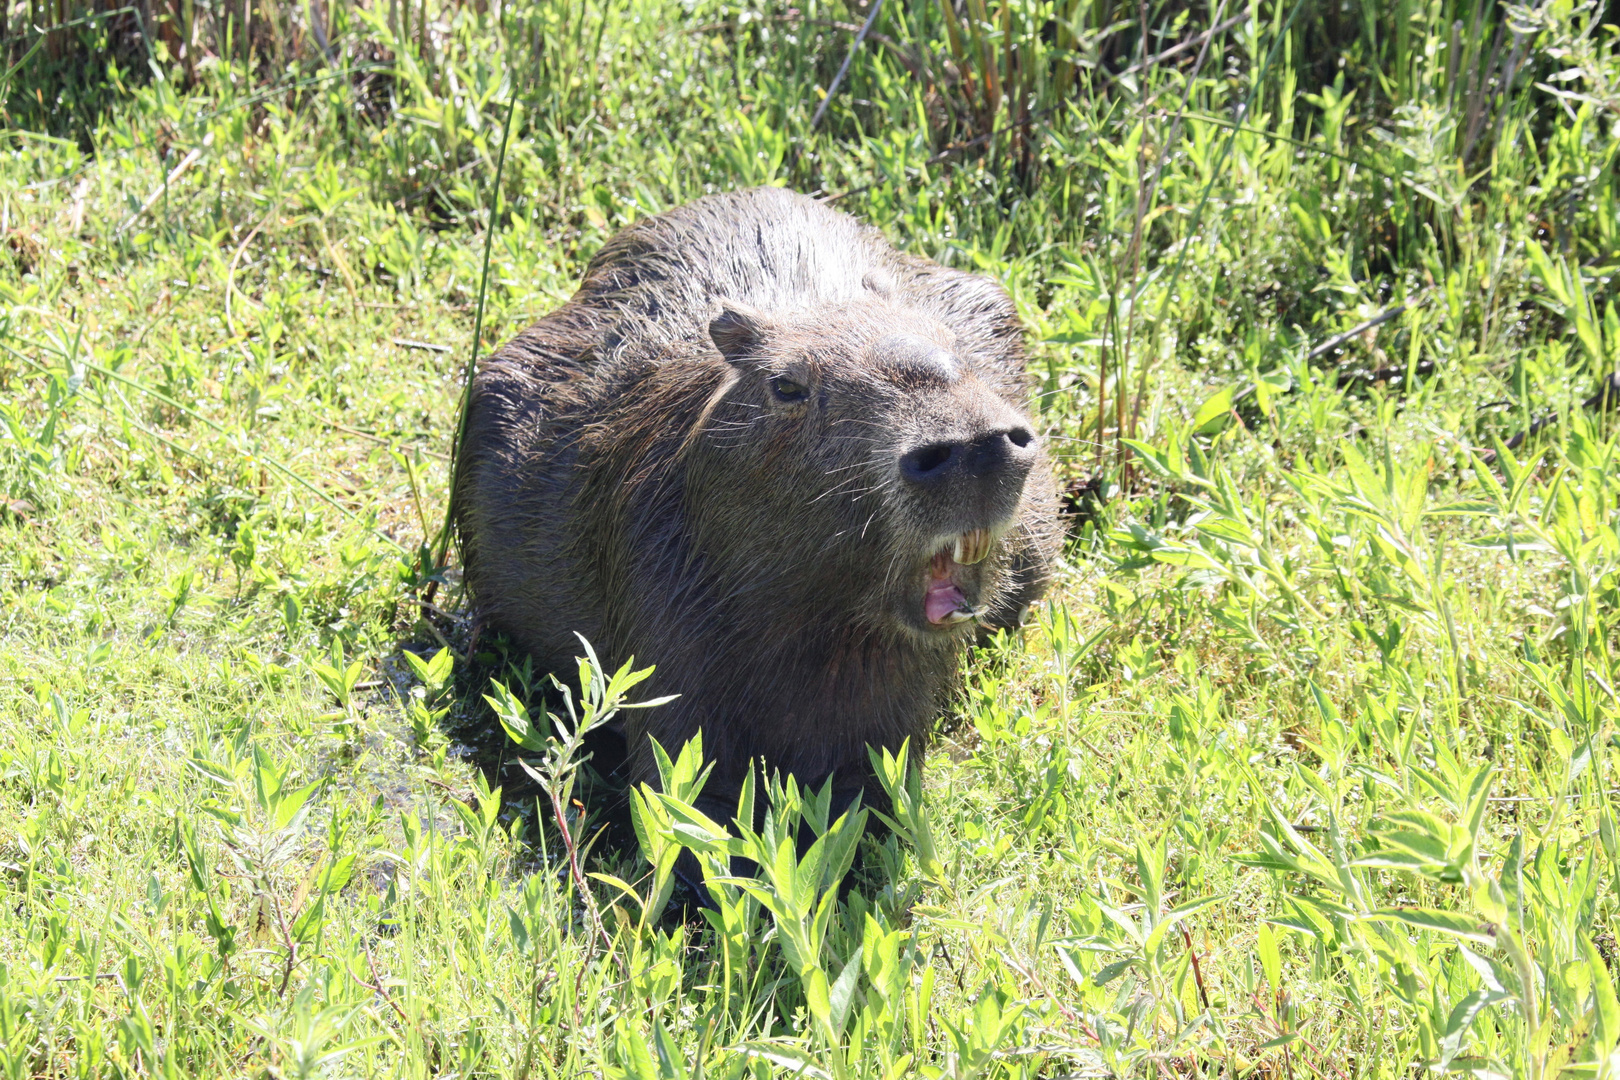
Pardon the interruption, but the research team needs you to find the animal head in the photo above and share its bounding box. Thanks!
[685,296,1044,639]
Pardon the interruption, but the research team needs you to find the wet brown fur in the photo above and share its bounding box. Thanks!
[454,187,1061,811]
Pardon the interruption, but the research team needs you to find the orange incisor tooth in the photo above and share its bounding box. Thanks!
[956,529,990,565]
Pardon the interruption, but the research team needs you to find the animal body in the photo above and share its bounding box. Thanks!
[455,186,1060,817]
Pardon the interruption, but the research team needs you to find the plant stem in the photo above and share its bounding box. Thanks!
[436,86,519,572]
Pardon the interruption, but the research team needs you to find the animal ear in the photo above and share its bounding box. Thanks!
[709,303,769,367]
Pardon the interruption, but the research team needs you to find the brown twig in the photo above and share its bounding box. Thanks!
[391,337,451,353]
[549,786,616,959]
[1116,12,1250,79]
[417,599,460,622]
[1252,990,1351,1080]
[1485,373,1620,458]
[809,0,887,132]
[415,603,466,661]
[359,937,414,1027]
[224,193,290,339]
[1179,924,1212,1012]
[996,949,1102,1042]
[117,143,205,236]
[420,774,472,800]
[320,417,451,460]
[1306,292,1431,361]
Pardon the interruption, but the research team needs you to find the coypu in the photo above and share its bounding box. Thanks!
[455,186,1060,828]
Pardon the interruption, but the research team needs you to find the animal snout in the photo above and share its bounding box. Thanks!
[899,425,1037,488]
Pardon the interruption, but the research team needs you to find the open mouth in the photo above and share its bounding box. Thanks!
[923,528,992,626]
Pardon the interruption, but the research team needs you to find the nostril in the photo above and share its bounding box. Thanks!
[900,442,957,481]
[1006,426,1034,450]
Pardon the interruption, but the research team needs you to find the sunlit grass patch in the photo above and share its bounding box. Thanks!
[1,0,1618,1076]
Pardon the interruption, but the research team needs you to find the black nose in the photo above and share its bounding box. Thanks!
[899,426,1036,487]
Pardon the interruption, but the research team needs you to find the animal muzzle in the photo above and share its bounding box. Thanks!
[897,423,1038,520]
[897,421,1039,629]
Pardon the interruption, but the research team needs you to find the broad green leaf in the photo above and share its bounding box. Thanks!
[802,966,832,1030]
[1191,384,1235,433]
[611,1021,659,1080]
[1367,907,1496,944]
[650,1021,688,1080]
[484,678,548,752]
[186,755,243,789]
[588,872,643,906]
[738,1044,832,1080]
[1145,893,1227,957]
[1582,936,1620,1053]
[273,778,321,831]
[403,647,453,696]
[1165,893,1228,922]
[1438,987,1509,1069]
[322,853,357,893]
[1365,829,1451,865]
[1258,1032,1300,1050]
[507,905,530,955]
[1257,923,1282,992]
[827,945,863,1038]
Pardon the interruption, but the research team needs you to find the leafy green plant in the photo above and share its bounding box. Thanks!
[0,0,1616,1074]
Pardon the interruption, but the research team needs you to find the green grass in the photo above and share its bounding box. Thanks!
[1,0,1618,1076]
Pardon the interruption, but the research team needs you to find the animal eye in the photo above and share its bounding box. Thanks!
[770,377,809,403]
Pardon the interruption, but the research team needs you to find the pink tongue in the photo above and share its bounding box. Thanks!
[925,578,969,624]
